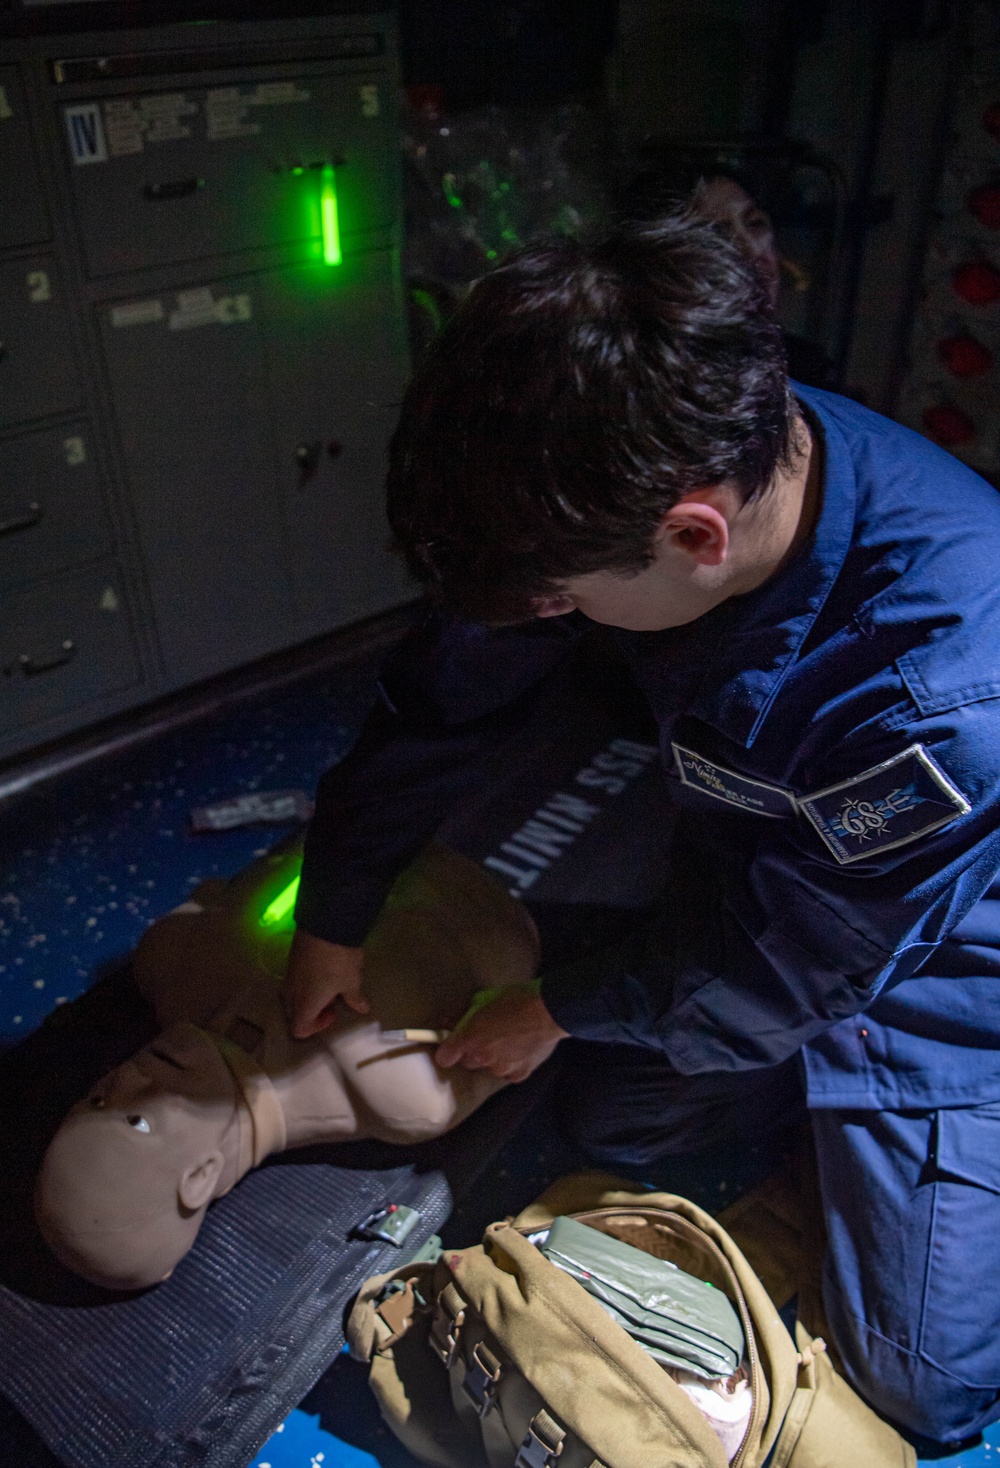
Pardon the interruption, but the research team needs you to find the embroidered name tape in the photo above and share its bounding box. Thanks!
[672,743,798,818]
[798,744,971,865]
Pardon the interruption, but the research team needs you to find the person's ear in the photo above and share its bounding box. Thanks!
[533,593,576,618]
[178,1151,225,1212]
[656,498,731,567]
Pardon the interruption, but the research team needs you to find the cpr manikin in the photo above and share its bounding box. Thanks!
[35,844,539,1292]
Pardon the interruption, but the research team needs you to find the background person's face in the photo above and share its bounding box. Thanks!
[694,176,781,310]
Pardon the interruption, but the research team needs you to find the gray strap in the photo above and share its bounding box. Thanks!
[461,1340,502,1418]
[428,1282,466,1370]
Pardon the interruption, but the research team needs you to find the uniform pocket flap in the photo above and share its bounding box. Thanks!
[935,1104,1000,1195]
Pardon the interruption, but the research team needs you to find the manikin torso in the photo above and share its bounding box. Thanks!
[35,845,540,1290]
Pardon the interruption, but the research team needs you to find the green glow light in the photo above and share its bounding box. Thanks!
[320,164,342,266]
[260,875,300,929]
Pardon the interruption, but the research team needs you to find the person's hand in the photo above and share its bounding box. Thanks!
[435,987,568,1083]
[283,929,369,1038]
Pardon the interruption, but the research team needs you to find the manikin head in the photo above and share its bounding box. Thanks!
[35,1022,243,1290]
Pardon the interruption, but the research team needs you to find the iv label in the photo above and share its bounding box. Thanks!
[65,103,107,164]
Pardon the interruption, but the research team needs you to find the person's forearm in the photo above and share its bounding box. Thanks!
[295,608,582,945]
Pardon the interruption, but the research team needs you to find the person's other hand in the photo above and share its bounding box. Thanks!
[283,929,369,1038]
[435,987,568,1083]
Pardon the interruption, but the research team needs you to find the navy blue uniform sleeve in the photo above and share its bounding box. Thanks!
[294,608,581,945]
[541,700,1000,1071]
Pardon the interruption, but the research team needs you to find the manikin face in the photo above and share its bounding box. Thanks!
[693,175,781,310]
[35,1023,242,1290]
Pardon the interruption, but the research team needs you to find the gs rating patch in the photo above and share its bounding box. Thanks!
[799,744,971,865]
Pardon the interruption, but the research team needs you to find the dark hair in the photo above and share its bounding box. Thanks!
[387,208,793,624]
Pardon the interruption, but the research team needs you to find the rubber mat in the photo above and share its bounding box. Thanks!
[0,640,672,1468]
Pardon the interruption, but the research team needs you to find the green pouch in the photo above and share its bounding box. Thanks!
[541,1213,745,1379]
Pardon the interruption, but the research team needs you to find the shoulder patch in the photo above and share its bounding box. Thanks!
[672,743,798,818]
[799,744,971,865]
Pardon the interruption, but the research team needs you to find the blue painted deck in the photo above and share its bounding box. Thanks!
[1,647,995,1468]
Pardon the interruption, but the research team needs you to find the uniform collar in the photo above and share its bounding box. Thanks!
[617,386,858,749]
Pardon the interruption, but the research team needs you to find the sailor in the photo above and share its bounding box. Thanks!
[282,212,1000,1445]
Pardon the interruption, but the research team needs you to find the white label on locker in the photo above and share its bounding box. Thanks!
[249,81,311,106]
[359,84,380,116]
[167,288,252,330]
[65,103,108,164]
[204,88,260,141]
[110,298,165,328]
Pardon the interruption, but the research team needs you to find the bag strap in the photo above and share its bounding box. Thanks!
[461,1340,503,1418]
[429,1279,467,1369]
[514,1409,567,1467]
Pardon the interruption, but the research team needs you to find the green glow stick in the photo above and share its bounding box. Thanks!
[260,875,300,929]
[320,164,342,266]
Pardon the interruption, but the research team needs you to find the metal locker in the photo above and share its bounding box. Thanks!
[258,249,412,625]
[0,255,83,430]
[0,66,51,251]
[60,68,398,279]
[0,423,113,595]
[97,275,294,684]
[0,560,140,737]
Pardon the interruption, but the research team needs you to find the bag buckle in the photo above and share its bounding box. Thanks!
[350,1203,421,1247]
[515,1410,566,1468]
[429,1288,465,1370]
[461,1341,502,1418]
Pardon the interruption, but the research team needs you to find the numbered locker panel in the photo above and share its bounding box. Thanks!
[98,274,294,684]
[0,256,83,430]
[259,248,412,624]
[0,67,51,250]
[100,253,411,685]
[61,70,397,279]
[0,424,113,595]
[0,560,140,738]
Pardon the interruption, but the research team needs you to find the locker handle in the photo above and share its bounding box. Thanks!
[144,178,205,202]
[14,639,76,678]
[0,500,43,537]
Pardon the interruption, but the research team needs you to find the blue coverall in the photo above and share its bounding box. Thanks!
[297,386,1000,1441]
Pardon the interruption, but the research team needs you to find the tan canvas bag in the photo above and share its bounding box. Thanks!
[347,1170,915,1468]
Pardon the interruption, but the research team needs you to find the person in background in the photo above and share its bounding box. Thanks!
[634,156,839,390]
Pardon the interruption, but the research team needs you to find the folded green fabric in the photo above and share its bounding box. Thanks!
[541,1215,744,1380]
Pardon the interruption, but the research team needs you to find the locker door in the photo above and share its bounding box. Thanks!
[98,277,293,684]
[0,256,83,429]
[61,70,398,279]
[0,67,51,250]
[0,561,140,736]
[258,249,412,627]
[0,423,113,594]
